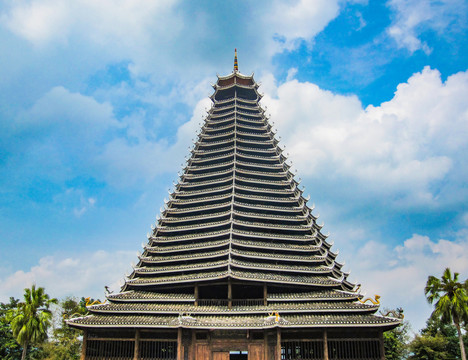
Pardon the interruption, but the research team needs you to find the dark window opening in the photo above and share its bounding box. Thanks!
[195,332,208,340]
[251,331,264,340]
[230,351,248,360]
[232,284,263,300]
[198,284,227,299]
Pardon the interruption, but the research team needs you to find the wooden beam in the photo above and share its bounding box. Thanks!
[80,330,87,360]
[276,328,281,360]
[134,329,140,360]
[323,329,329,360]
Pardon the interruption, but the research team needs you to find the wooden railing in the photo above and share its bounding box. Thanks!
[281,339,382,360]
[232,298,265,307]
[196,299,265,307]
[197,299,229,307]
[86,339,177,360]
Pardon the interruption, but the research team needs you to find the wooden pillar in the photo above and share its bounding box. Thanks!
[276,328,281,360]
[323,329,329,360]
[134,329,140,360]
[380,329,386,360]
[263,283,267,306]
[263,331,268,360]
[194,283,199,306]
[228,278,232,309]
[208,331,213,360]
[177,327,183,360]
[190,330,196,360]
[80,330,87,360]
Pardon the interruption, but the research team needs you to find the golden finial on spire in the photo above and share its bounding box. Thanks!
[234,48,238,72]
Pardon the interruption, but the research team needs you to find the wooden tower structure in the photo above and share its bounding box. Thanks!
[69,51,400,360]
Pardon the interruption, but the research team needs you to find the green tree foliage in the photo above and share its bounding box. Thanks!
[409,334,450,360]
[422,314,463,358]
[8,285,58,360]
[408,314,466,360]
[383,308,410,360]
[1,297,22,360]
[55,297,88,339]
[425,268,468,360]
[33,297,88,360]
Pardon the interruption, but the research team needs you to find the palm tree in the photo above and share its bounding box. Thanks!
[425,268,468,360]
[8,285,57,360]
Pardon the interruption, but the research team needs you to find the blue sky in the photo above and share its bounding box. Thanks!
[1,0,467,332]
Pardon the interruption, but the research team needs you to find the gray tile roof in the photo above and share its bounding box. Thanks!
[88,301,378,315]
[68,71,399,332]
[69,313,400,330]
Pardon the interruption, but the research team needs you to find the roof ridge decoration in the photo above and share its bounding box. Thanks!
[234,48,238,73]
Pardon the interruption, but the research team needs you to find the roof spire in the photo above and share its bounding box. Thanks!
[234,48,238,73]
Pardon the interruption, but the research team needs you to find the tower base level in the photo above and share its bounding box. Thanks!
[81,328,386,360]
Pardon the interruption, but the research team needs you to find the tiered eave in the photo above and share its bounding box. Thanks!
[68,70,400,334]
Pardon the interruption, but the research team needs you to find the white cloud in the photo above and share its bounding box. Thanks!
[19,86,118,131]
[4,87,121,187]
[0,0,351,70]
[95,96,212,187]
[0,250,136,302]
[265,0,341,52]
[5,81,213,189]
[0,0,367,117]
[260,0,373,56]
[0,0,189,88]
[386,0,468,53]
[1,0,179,48]
[347,232,468,331]
[1,0,70,45]
[261,67,468,206]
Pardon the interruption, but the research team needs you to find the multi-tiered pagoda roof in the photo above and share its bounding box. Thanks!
[69,58,399,334]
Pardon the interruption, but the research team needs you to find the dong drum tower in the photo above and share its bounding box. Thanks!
[69,51,400,360]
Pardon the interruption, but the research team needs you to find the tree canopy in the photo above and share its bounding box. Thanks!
[425,268,468,360]
[1,297,22,360]
[8,285,57,360]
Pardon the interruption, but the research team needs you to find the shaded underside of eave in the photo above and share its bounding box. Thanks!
[138,249,328,266]
[212,86,259,102]
[134,260,335,275]
[107,289,360,303]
